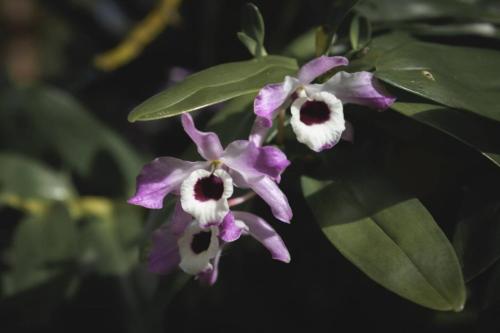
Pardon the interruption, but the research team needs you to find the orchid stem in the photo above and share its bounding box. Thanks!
[277,108,286,146]
[228,192,256,207]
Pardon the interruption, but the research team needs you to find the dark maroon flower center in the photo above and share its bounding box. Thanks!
[194,175,224,201]
[191,231,212,254]
[300,101,331,125]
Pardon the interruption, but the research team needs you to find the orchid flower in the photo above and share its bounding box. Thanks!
[128,113,292,225]
[149,201,290,285]
[253,56,396,152]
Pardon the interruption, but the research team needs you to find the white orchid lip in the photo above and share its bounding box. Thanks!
[178,222,219,275]
[290,91,345,152]
[180,168,233,226]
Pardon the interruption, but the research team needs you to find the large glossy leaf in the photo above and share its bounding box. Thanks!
[0,153,74,201]
[374,40,500,123]
[356,0,500,23]
[391,102,500,167]
[128,56,298,122]
[302,173,465,311]
[347,32,412,72]
[403,22,500,39]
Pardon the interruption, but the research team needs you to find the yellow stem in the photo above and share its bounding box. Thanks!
[94,0,182,72]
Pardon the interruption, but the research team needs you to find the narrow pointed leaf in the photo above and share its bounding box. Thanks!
[316,0,360,55]
[238,3,267,57]
[128,56,298,122]
[237,32,259,57]
[349,14,371,52]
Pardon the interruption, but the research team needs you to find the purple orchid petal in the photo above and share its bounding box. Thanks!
[323,71,396,110]
[248,176,292,223]
[148,202,191,274]
[222,140,290,183]
[181,113,224,161]
[168,67,191,85]
[170,200,194,235]
[341,120,354,143]
[128,158,209,209]
[233,211,290,263]
[198,249,222,285]
[148,225,180,274]
[256,146,290,183]
[254,83,288,128]
[218,211,244,242]
[297,56,349,84]
[249,116,270,147]
[254,76,300,127]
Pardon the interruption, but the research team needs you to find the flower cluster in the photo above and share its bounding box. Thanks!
[128,55,394,284]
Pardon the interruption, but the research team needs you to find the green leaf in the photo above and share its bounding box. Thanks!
[374,40,500,123]
[402,22,500,39]
[128,56,297,122]
[453,203,500,281]
[349,15,361,51]
[391,102,500,167]
[315,26,333,57]
[347,32,412,72]
[0,153,74,201]
[80,203,142,275]
[0,85,143,193]
[237,33,259,57]
[2,204,78,296]
[349,14,372,52]
[237,3,267,57]
[284,28,316,61]
[302,172,465,311]
[355,0,500,23]
[316,0,360,55]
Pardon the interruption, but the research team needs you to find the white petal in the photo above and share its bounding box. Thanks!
[290,91,345,152]
[180,169,234,226]
[283,75,301,94]
[178,222,220,275]
[234,219,250,233]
